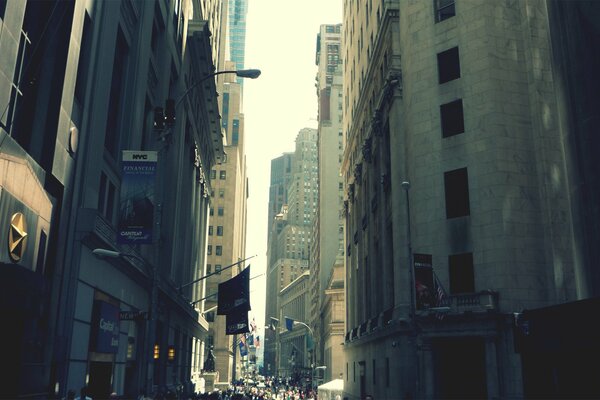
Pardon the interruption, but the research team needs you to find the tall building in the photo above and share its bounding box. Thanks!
[264,128,318,377]
[0,0,225,398]
[308,23,346,384]
[205,66,249,385]
[341,0,599,399]
[227,0,249,85]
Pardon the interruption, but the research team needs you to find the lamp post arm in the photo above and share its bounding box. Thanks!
[178,254,256,291]
[175,70,245,109]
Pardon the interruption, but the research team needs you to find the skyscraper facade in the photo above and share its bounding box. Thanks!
[228,0,249,85]
[309,23,346,383]
[264,128,318,377]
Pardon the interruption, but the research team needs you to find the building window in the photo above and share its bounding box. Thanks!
[437,47,460,84]
[435,0,455,22]
[210,170,216,180]
[208,226,213,235]
[209,208,214,216]
[440,99,464,138]
[386,357,390,387]
[207,264,212,274]
[104,28,129,158]
[215,264,222,274]
[220,170,227,180]
[218,207,224,216]
[372,359,376,384]
[218,189,225,198]
[449,252,475,294]
[444,168,470,218]
[98,172,116,223]
[216,246,222,256]
[217,226,223,236]
[207,245,212,255]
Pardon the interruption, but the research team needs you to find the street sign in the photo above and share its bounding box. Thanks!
[119,310,148,321]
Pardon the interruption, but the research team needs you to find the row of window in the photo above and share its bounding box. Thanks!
[206,264,222,274]
[208,226,224,236]
[210,170,227,180]
[209,207,225,216]
[207,245,222,256]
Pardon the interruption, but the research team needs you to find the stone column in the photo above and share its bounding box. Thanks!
[485,336,500,399]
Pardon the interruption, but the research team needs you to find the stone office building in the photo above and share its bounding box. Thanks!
[341,0,599,399]
[0,0,225,398]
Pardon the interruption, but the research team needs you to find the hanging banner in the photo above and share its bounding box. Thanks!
[414,253,435,310]
[118,151,157,244]
[226,307,250,335]
[217,266,251,315]
[90,300,120,353]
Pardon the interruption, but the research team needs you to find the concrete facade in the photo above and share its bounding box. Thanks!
[309,23,346,386]
[341,0,594,399]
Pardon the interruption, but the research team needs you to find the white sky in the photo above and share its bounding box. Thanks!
[242,1,343,335]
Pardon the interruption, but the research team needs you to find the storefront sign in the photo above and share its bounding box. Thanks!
[91,300,120,353]
[119,310,148,320]
[118,151,157,244]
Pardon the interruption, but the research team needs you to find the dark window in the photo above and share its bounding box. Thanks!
[74,13,92,106]
[372,359,376,384]
[210,170,216,180]
[104,28,129,157]
[440,99,464,137]
[437,47,460,84]
[208,226,213,235]
[216,246,222,256]
[207,245,212,255]
[449,252,475,294]
[220,170,227,180]
[444,168,470,218]
[209,208,214,216]
[215,264,222,274]
[232,119,239,145]
[217,226,223,236]
[435,0,455,22]
[0,0,6,20]
[207,264,211,274]
[218,207,224,216]
[219,189,225,198]
[386,357,390,387]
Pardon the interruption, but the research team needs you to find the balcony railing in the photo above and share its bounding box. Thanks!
[421,290,499,315]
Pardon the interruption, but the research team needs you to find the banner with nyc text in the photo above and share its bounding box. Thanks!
[118,151,157,244]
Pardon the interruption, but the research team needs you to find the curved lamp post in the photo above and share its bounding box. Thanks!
[156,69,262,129]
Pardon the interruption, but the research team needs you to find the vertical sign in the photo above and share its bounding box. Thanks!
[90,300,120,353]
[414,253,434,310]
[118,151,157,244]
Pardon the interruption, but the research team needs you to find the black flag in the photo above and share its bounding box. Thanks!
[217,266,251,315]
[226,307,250,335]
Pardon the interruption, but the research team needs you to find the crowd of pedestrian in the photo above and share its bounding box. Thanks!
[62,375,318,400]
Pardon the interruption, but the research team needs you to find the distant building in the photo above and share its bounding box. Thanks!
[309,23,346,384]
[264,128,318,377]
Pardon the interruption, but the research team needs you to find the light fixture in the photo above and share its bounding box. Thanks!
[154,344,160,359]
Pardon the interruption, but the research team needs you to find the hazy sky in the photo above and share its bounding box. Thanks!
[242,1,343,334]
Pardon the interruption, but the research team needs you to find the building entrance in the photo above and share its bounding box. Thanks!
[434,336,487,399]
[88,361,113,399]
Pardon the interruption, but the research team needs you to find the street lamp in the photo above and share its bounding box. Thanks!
[92,248,157,394]
[156,69,261,128]
[401,181,415,318]
[313,365,327,391]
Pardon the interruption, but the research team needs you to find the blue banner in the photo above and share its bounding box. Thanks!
[91,300,120,353]
[118,151,157,244]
